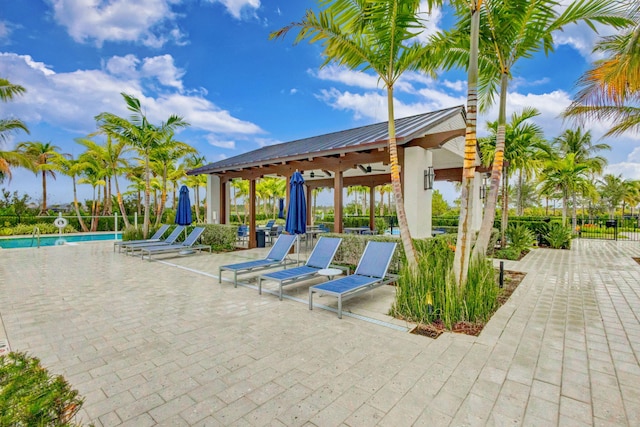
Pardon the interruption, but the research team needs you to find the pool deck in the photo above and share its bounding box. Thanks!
[0,239,639,426]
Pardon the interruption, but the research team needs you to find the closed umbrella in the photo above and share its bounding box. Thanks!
[285,171,306,264]
[175,185,192,241]
[278,198,285,219]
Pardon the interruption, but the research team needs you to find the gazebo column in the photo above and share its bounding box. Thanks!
[403,146,432,238]
[369,186,375,231]
[206,174,221,224]
[471,172,483,232]
[333,171,343,233]
[306,185,312,226]
[248,179,257,248]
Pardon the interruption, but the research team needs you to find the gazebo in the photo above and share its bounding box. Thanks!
[187,105,485,248]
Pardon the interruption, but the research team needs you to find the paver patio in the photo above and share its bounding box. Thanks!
[0,239,639,426]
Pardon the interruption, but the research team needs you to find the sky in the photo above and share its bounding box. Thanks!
[0,0,638,208]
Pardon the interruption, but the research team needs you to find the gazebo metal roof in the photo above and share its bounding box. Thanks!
[188,105,465,176]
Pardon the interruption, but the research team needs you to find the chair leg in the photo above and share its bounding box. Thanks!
[258,277,262,295]
[219,268,222,283]
[338,296,342,319]
[309,289,314,310]
[279,283,283,301]
[234,272,238,288]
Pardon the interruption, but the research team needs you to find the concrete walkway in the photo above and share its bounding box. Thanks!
[0,239,638,426]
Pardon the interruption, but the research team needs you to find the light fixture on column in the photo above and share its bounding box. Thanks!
[424,166,435,190]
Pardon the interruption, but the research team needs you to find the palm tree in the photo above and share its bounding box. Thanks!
[552,127,610,229]
[622,179,640,217]
[257,177,286,219]
[271,0,432,268]
[96,93,189,238]
[52,153,90,232]
[0,78,31,182]
[598,174,626,218]
[183,154,207,223]
[430,0,629,269]
[78,152,107,231]
[564,2,639,136]
[149,132,197,227]
[376,184,393,216]
[230,179,249,223]
[16,141,62,214]
[76,136,132,227]
[539,153,594,226]
[479,108,547,244]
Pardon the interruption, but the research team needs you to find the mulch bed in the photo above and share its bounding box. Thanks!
[410,269,526,339]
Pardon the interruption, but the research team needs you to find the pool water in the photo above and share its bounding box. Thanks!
[0,233,122,249]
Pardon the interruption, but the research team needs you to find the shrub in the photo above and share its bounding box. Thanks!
[0,352,87,426]
[545,223,572,249]
[494,247,522,261]
[506,224,535,253]
[200,224,237,252]
[390,238,498,329]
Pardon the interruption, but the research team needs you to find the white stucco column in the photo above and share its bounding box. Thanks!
[471,172,483,232]
[206,175,221,224]
[404,146,432,238]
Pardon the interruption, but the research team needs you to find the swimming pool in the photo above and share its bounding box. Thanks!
[0,233,122,249]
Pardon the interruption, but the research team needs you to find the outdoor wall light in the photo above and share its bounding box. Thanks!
[424,166,435,190]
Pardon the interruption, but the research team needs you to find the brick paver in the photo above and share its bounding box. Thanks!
[0,239,638,425]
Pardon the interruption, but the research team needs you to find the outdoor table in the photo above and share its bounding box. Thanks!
[344,227,371,234]
[317,268,343,280]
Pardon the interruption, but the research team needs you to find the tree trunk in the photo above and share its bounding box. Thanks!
[562,191,568,226]
[114,175,130,228]
[143,155,151,238]
[454,2,481,286]
[572,192,578,231]
[473,71,508,259]
[500,165,509,248]
[387,85,417,269]
[517,172,524,216]
[41,170,47,215]
[73,177,89,232]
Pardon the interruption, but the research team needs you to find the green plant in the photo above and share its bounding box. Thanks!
[391,235,499,329]
[545,223,572,249]
[0,352,86,426]
[506,224,535,253]
[200,224,237,252]
[494,246,521,261]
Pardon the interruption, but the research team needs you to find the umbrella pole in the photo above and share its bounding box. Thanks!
[296,234,300,265]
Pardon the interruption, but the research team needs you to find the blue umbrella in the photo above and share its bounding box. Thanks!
[278,198,285,219]
[175,186,192,239]
[285,171,307,263]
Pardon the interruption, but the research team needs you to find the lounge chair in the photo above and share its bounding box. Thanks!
[309,241,397,319]
[219,233,297,287]
[258,236,342,300]
[138,227,210,260]
[113,224,170,252]
[120,225,185,254]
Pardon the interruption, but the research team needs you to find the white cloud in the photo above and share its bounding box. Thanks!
[443,80,466,92]
[290,88,298,95]
[0,21,11,40]
[141,55,184,91]
[414,3,444,43]
[206,136,236,149]
[312,66,381,90]
[48,0,185,47]
[0,52,263,137]
[205,0,261,20]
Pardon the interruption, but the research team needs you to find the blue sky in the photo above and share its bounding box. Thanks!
[0,0,638,207]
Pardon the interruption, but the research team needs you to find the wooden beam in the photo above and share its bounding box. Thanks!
[219,180,226,224]
[406,129,466,149]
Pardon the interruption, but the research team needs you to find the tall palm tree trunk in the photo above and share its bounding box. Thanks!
[114,176,130,228]
[72,177,89,232]
[40,170,47,215]
[454,2,482,286]
[501,165,509,248]
[473,71,508,258]
[143,156,151,238]
[387,86,417,269]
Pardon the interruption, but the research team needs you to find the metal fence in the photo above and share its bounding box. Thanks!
[578,216,640,241]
